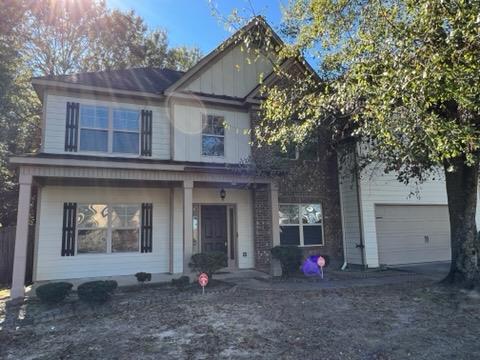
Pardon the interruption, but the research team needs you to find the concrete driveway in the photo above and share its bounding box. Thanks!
[391,261,450,281]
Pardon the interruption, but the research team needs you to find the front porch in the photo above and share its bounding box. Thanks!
[9,156,280,299]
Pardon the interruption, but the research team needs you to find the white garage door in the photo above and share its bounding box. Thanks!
[375,205,451,265]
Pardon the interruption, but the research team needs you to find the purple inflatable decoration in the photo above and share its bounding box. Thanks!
[302,255,320,276]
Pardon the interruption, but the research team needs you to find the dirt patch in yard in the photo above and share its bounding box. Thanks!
[1,281,480,360]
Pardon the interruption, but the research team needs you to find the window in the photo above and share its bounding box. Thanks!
[279,203,324,246]
[202,115,224,157]
[79,106,108,152]
[76,204,141,254]
[79,105,140,154]
[113,109,140,154]
[278,141,319,161]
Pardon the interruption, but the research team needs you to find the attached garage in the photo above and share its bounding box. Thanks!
[375,205,451,266]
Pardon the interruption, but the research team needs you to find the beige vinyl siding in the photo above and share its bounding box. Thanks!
[192,188,254,269]
[375,205,451,265]
[35,186,170,281]
[43,93,170,159]
[173,103,251,164]
[337,149,363,265]
[184,44,273,98]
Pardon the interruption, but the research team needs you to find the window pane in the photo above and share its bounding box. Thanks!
[302,204,322,224]
[212,116,225,135]
[77,204,108,228]
[202,115,224,135]
[113,110,139,130]
[279,143,298,160]
[113,131,139,154]
[77,229,107,253]
[279,205,299,224]
[80,105,108,128]
[112,229,139,252]
[111,205,141,228]
[303,226,323,245]
[80,129,108,152]
[280,226,300,246]
[202,115,211,134]
[202,135,224,156]
[300,141,319,161]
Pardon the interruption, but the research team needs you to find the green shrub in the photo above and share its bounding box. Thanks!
[271,246,303,277]
[77,280,118,303]
[36,282,73,303]
[104,280,118,292]
[189,252,227,278]
[171,275,190,290]
[134,272,152,283]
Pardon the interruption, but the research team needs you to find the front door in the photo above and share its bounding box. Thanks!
[201,205,228,256]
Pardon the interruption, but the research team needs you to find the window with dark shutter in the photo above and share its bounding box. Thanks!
[141,203,153,252]
[61,203,77,256]
[65,102,79,152]
[141,110,152,156]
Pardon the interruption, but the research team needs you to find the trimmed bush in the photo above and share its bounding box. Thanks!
[135,272,152,283]
[36,282,73,303]
[271,246,303,277]
[77,280,118,303]
[171,275,190,290]
[189,252,227,278]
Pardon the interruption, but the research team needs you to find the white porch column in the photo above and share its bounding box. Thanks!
[270,183,280,247]
[183,180,193,274]
[11,174,33,299]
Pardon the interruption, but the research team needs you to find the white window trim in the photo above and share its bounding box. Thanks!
[78,105,141,156]
[201,114,225,158]
[279,203,325,247]
[76,203,141,255]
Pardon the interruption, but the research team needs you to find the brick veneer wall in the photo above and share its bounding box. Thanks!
[250,109,344,270]
[252,184,273,272]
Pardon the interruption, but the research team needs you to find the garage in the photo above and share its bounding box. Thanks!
[375,205,451,265]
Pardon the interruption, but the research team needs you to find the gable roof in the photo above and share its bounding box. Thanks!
[31,16,318,103]
[165,16,282,95]
[33,67,184,94]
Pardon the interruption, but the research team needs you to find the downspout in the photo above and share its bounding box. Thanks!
[353,146,366,267]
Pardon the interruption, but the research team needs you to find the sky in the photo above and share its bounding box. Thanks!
[105,0,286,54]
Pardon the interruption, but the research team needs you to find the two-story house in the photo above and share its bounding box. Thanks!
[9,17,344,298]
[11,17,473,299]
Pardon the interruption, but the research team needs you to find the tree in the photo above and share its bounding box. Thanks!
[0,0,41,226]
[25,0,104,76]
[252,1,480,287]
[24,0,202,75]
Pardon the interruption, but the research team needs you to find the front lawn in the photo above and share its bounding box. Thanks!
[1,281,479,359]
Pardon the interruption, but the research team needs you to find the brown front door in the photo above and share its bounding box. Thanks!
[201,205,228,254]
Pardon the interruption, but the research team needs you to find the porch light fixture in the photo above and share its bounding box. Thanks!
[220,188,226,201]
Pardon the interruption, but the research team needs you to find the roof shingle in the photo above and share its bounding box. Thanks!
[35,67,184,94]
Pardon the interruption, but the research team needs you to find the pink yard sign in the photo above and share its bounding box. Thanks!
[317,256,326,268]
[198,273,209,293]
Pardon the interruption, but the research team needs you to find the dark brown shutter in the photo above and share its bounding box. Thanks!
[65,102,79,152]
[141,203,153,253]
[141,110,152,156]
[61,203,77,256]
